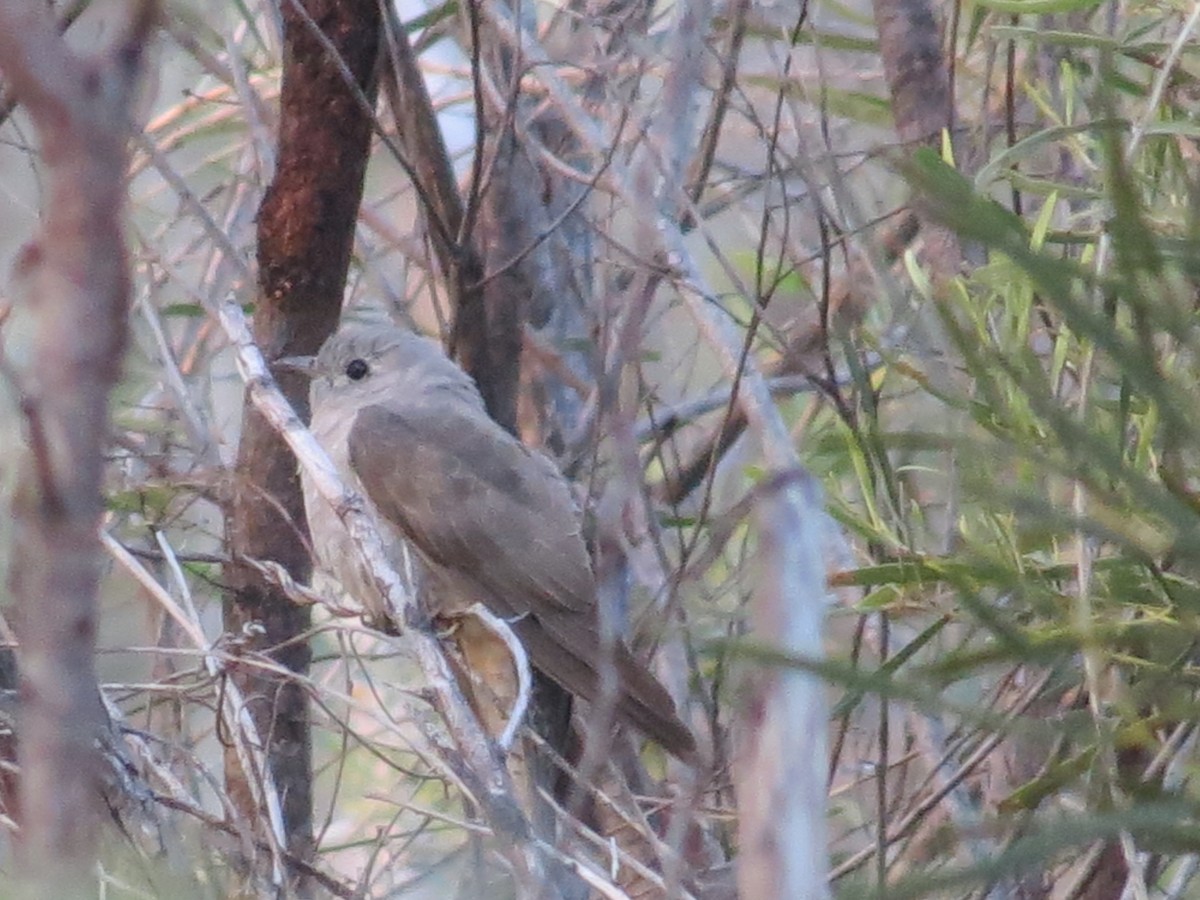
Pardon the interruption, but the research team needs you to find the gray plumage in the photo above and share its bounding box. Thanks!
[298,325,696,760]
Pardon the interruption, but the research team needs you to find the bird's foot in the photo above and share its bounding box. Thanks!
[431,614,461,639]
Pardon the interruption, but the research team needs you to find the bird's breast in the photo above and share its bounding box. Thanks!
[302,404,411,612]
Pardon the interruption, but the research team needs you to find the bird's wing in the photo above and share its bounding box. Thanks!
[347,400,595,616]
[349,400,699,762]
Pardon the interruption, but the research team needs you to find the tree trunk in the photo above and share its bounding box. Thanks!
[222,0,380,885]
[0,0,154,892]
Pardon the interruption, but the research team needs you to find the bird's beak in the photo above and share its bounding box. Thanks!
[273,354,317,377]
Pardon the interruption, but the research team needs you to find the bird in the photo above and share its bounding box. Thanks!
[287,323,696,762]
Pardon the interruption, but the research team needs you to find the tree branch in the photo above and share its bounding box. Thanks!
[218,301,562,897]
[0,0,155,890]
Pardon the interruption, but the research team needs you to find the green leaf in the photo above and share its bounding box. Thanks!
[974,120,1127,191]
[999,748,1096,813]
[160,302,206,318]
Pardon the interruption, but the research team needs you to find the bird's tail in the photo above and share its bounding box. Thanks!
[615,646,698,764]
[513,617,698,762]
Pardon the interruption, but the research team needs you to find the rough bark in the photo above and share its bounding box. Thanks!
[0,0,154,890]
[222,0,380,879]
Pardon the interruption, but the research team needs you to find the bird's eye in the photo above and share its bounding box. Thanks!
[345,358,370,381]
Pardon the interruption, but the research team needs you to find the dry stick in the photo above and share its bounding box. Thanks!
[829,669,1054,881]
[536,777,700,900]
[659,210,919,506]
[645,56,834,900]
[102,532,290,887]
[377,0,465,266]
[475,1,907,513]
[216,301,556,895]
[535,840,637,900]
[222,28,275,175]
[685,0,751,211]
[134,289,218,463]
[120,532,511,892]
[149,791,359,899]
[634,370,872,446]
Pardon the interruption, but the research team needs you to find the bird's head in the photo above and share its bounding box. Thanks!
[276,325,481,414]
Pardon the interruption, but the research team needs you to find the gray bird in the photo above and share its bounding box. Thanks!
[287,324,696,761]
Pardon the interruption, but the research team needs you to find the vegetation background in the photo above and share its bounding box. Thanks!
[1,0,1198,897]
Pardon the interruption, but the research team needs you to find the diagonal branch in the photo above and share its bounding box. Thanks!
[218,302,562,897]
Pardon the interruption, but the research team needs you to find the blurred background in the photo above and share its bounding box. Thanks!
[3,0,1199,896]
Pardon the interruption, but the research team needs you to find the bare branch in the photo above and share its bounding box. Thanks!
[102,531,290,887]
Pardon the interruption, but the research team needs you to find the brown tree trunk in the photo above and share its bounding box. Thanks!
[222,0,380,883]
[0,0,154,892]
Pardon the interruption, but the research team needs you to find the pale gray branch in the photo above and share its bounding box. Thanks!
[215,301,557,895]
